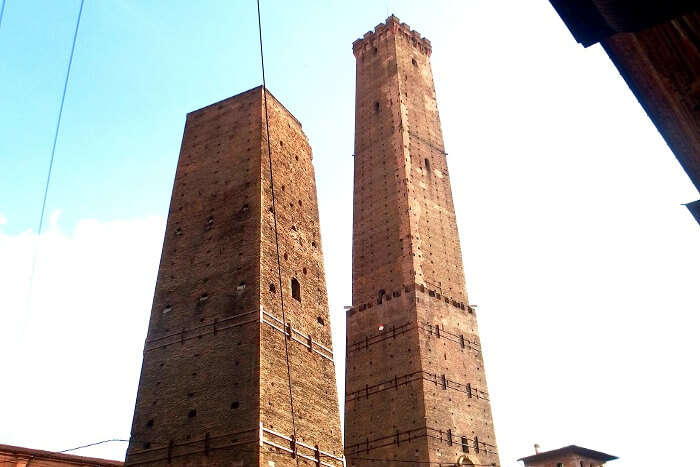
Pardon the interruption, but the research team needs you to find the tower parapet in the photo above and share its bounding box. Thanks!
[352,15,432,57]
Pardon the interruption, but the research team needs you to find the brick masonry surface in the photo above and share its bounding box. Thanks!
[125,86,343,466]
[345,16,500,467]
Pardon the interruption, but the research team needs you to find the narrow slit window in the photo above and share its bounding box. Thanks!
[424,158,431,172]
[461,437,469,453]
[374,101,380,113]
[291,278,301,302]
[377,289,385,305]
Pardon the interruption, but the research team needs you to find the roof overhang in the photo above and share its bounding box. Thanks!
[548,0,698,46]
[518,445,618,463]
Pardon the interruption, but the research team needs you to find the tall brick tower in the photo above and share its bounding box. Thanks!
[125,86,344,467]
[345,16,500,466]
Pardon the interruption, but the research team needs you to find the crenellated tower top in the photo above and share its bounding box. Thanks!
[352,15,432,58]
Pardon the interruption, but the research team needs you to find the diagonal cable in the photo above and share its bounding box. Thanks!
[0,0,6,31]
[37,0,85,238]
[59,438,129,453]
[256,0,299,465]
[24,0,85,333]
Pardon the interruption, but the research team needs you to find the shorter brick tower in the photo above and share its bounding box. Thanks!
[125,86,344,466]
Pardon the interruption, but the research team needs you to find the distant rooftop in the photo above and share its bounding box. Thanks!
[518,445,618,463]
[0,443,123,466]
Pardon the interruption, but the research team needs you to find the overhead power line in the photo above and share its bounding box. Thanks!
[37,0,85,239]
[59,439,129,454]
[23,0,85,333]
[0,0,7,31]
[255,0,299,466]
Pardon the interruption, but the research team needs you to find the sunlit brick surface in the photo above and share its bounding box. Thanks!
[125,87,343,466]
[345,16,500,467]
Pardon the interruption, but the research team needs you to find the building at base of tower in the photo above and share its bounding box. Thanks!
[519,445,618,467]
[344,16,500,467]
[124,86,344,466]
[0,443,123,467]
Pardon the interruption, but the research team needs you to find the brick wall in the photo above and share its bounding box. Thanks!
[259,88,344,467]
[125,86,343,466]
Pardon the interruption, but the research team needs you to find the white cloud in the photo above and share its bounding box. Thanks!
[0,213,7,225]
[408,4,700,464]
[0,213,165,461]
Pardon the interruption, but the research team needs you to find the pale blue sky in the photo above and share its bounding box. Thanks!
[1,2,699,466]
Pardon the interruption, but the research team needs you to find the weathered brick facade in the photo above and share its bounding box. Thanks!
[345,16,500,466]
[125,86,343,466]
